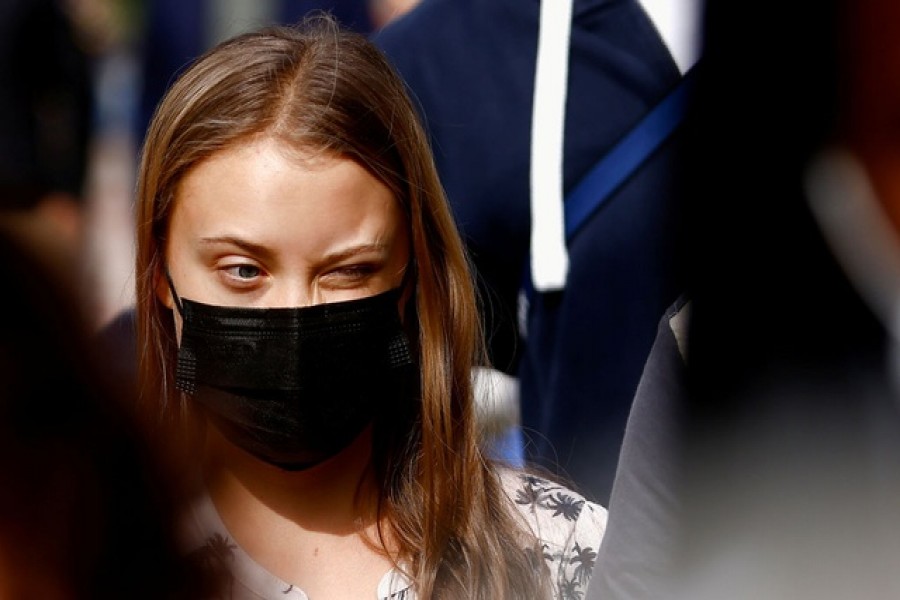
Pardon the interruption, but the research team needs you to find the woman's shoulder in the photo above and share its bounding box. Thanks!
[498,469,608,545]
[498,468,608,594]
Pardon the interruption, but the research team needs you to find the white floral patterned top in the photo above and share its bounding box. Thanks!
[182,470,607,599]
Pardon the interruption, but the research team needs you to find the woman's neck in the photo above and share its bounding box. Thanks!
[202,424,380,536]
[199,425,399,596]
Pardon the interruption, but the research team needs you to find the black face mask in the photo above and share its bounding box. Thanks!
[167,276,416,471]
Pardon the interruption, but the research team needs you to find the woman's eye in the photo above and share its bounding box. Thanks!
[344,264,375,277]
[326,264,377,283]
[223,264,263,281]
[237,265,260,279]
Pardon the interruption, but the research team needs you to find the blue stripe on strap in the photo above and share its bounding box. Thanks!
[564,69,696,240]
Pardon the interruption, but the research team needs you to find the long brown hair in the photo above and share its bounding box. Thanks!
[135,15,547,598]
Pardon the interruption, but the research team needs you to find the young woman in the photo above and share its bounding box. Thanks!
[135,15,605,599]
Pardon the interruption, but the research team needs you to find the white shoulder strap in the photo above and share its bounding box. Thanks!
[529,0,574,292]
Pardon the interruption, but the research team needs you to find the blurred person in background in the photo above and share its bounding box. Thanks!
[372,0,701,503]
[0,0,147,388]
[0,0,139,331]
[0,0,93,264]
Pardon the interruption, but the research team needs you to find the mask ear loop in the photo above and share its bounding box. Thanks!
[163,267,185,317]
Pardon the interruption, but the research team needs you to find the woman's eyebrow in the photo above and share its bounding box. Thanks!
[198,237,388,264]
[320,242,389,264]
[198,235,276,262]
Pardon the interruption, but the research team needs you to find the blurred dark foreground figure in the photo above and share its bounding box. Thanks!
[589,1,900,598]
[0,222,207,599]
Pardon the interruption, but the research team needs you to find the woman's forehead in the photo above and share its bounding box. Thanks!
[167,138,408,260]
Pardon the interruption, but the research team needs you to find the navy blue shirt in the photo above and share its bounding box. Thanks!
[373,0,683,502]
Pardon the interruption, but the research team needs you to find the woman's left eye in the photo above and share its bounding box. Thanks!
[327,263,377,282]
